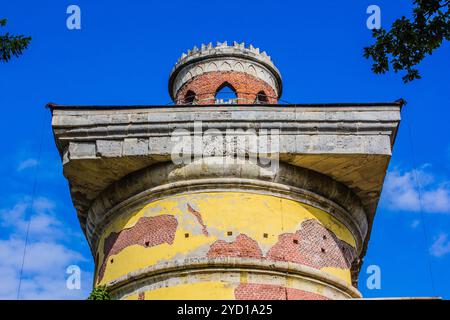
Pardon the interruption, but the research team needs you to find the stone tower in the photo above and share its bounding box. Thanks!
[50,42,402,300]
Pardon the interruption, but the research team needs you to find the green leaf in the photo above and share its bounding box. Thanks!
[87,285,112,300]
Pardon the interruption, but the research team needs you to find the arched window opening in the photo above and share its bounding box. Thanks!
[215,82,237,104]
[184,90,196,105]
[255,91,268,104]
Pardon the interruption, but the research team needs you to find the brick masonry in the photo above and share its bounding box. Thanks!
[175,71,278,105]
[97,214,178,283]
[206,219,355,271]
[234,283,329,300]
[207,234,263,259]
[266,219,356,270]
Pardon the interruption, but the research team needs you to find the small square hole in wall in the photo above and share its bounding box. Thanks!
[185,233,189,238]
[110,258,114,264]
[145,241,150,247]
[293,239,299,244]
[263,233,268,238]
[321,248,326,253]
[323,235,327,240]
[227,231,233,236]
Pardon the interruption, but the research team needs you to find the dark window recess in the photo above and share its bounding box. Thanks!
[227,231,233,236]
[185,233,189,238]
[293,239,299,244]
[263,233,268,238]
[255,91,268,104]
[184,90,196,104]
[321,248,326,253]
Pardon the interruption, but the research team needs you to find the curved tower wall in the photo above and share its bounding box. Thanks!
[92,160,364,299]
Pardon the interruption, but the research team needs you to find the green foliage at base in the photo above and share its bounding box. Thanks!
[88,285,111,300]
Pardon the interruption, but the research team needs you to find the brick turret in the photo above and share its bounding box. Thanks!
[169,41,282,104]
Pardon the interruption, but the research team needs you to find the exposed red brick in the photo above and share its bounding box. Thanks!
[97,214,178,283]
[205,219,355,272]
[285,288,329,300]
[95,213,357,299]
[266,219,356,270]
[187,203,209,236]
[234,283,329,300]
[175,71,278,105]
[207,234,263,259]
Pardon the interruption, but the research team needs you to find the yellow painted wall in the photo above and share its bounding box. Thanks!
[134,282,236,300]
[122,279,340,300]
[96,192,356,289]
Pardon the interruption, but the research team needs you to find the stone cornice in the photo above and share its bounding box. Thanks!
[51,105,400,148]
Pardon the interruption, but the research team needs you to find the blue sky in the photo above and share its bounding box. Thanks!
[0,0,449,299]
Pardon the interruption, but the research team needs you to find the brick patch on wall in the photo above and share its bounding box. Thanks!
[97,214,178,283]
[207,234,263,259]
[267,219,356,270]
[207,219,356,271]
[234,283,329,300]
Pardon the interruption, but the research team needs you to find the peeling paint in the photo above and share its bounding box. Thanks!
[96,192,357,288]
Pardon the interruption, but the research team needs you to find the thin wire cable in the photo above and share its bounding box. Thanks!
[404,108,437,296]
[16,109,46,300]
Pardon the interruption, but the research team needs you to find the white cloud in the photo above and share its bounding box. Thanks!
[0,237,91,299]
[0,238,85,274]
[1,201,28,224]
[32,197,55,213]
[0,197,93,299]
[430,234,450,258]
[410,219,420,229]
[422,188,450,213]
[0,197,63,239]
[18,273,92,300]
[382,166,450,213]
[17,159,38,171]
